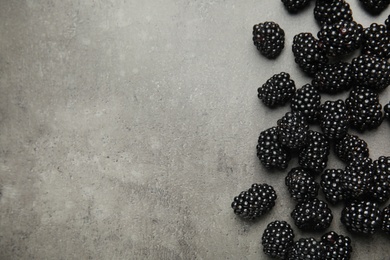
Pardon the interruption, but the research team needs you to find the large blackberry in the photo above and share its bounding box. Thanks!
[370,156,390,203]
[385,101,390,121]
[257,127,291,170]
[312,61,352,94]
[346,86,383,132]
[258,72,296,107]
[358,0,390,14]
[285,167,319,202]
[314,0,353,26]
[281,0,312,12]
[253,22,285,59]
[343,156,374,200]
[291,198,333,231]
[351,54,390,92]
[361,23,390,59]
[298,130,330,173]
[321,169,345,204]
[231,183,277,219]
[320,231,353,260]
[318,100,349,140]
[261,220,295,259]
[292,33,328,75]
[341,200,382,234]
[318,20,363,56]
[382,204,390,234]
[277,111,309,150]
[334,133,370,162]
[290,84,321,123]
[288,237,325,259]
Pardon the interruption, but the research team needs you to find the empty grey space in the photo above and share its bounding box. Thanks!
[0,0,389,259]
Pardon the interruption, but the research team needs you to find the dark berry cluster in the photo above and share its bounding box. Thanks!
[253,22,285,59]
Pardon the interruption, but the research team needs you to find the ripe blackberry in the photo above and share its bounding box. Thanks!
[320,231,353,260]
[312,61,352,94]
[281,0,312,12]
[298,130,330,173]
[318,100,349,140]
[285,167,319,202]
[292,33,328,75]
[382,204,390,234]
[358,0,390,14]
[343,156,374,199]
[290,84,321,123]
[386,15,390,30]
[291,198,333,231]
[361,23,390,59]
[231,183,277,219]
[288,237,325,259]
[253,22,285,59]
[341,200,382,234]
[257,127,291,170]
[346,86,383,132]
[261,220,295,259]
[385,101,390,121]
[258,72,296,107]
[314,0,353,26]
[370,156,390,203]
[334,133,369,162]
[318,20,363,56]
[277,111,309,150]
[321,169,345,204]
[351,54,390,92]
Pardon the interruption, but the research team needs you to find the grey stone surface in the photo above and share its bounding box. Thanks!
[0,0,389,259]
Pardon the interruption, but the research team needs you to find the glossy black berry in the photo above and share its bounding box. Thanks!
[370,156,390,203]
[341,200,382,234]
[314,0,353,26]
[320,231,353,260]
[298,130,330,173]
[334,133,370,162]
[291,198,333,231]
[386,15,390,30]
[281,0,312,12]
[382,204,390,234]
[290,84,321,123]
[361,23,390,59]
[321,169,345,204]
[253,22,285,59]
[277,111,309,150]
[258,72,296,107]
[285,167,319,202]
[261,220,295,259]
[288,237,325,259]
[385,101,390,121]
[343,156,374,200]
[312,61,352,94]
[358,0,390,14]
[318,100,349,140]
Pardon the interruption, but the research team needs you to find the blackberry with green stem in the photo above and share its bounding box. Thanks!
[277,111,309,150]
[314,0,353,26]
[258,72,296,107]
[321,169,345,204]
[253,22,285,59]
[341,200,382,234]
[320,231,353,260]
[261,220,295,259]
[298,130,329,173]
[288,237,325,259]
[285,167,319,202]
[312,61,352,94]
[290,84,321,123]
[291,198,333,231]
[334,133,370,162]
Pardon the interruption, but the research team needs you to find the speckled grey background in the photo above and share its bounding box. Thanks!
[0,0,389,259]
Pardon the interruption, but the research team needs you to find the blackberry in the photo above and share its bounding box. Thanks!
[277,111,309,150]
[291,198,333,231]
[288,237,325,259]
[290,84,321,123]
[361,23,390,59]
[346,86,383,132]
[320,231,353,260]
[341,200,382,234]
[358,0,390,14]
[351,54,390,92]
[257,127,291,170]
[281,0,312,12]
[253,22,285,59]
[314,0,353,26]
[343,156,374,199]
[298,130,330,173]
[318,20,363,56]
[370,156,390,203]
[312,61,352,94]
[321,169,345,204]
[382,204,390,234]
[258,72,296,107]
[231,183,277,219]
[318,100,349,140]
[261,220,295,259]
[334,133,369,162]
[385,101,390,121]
[285,167,319,202]
[386,15,390,30]
[292,33,328,75]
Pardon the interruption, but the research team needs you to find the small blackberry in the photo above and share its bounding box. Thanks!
[382,204,390,234]
[320,231,353,260]
[258,72,296,107]
[341,200,382,234]
[298,130,330,173]
[343,156,374,199]
[312,61,352,94]
[253,22,285,59]
[321,169,345,204]
[346,86,383,132]
[288,237,325,259]
[281,0,312,12]
[358,0,390,14]
[370,156,390,203]
[257,127,291,170]
[291,198,333,231]
[318,20,363,56]
[318,100,349,140]
[231,183,277,219]
[261,220,295,259]
[361,23,390,59]
[290,84,321,123]
[292,33,328,75]
[285,167,319,202]
[334,133,370,162]
[385,101,390,121]
[277,111,309,150]
[314,0,353,26]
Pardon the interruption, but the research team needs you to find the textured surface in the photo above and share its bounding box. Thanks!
[0,0,389,259]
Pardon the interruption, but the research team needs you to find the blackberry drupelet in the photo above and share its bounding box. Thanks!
[290,84,321,123]
[253,22,285,59]
[258,72,296,107]
[361,23,390,59]
[257,127,291,170]
[318,20,363,56]
[288,237,325,259]
[292,33,328,75]
[277,111,309,150]
[385,101,390,121]
[314,0,353,26]
[298,130,330,173]
[334,133,370,162]
[312,61,352,94]
[281,0,312,12]
[261,220,295,259]
[291,198,333,231]
[343,156,374,199]
[358,0,390,14]
[341,200,382,234]
[318,100,349,140]
[370,156,390,203]
[382,205,390,234]
[321,169,345,204]
[285,167,319,202]
[320,231,353,260]
[231,183,277,219]
[386,15,390,30]
[346,86,383,132]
